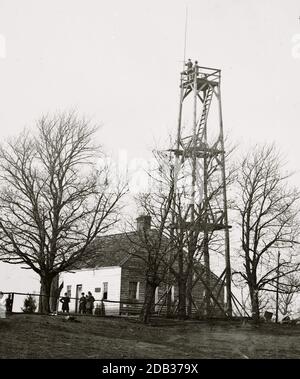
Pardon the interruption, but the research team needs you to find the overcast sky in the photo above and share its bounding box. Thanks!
[0,0,299,292]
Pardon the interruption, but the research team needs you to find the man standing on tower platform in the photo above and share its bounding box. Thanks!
[185,58,193,81]
[194,60,199,77]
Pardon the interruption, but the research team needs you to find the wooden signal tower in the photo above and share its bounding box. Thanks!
[169,61,232,317]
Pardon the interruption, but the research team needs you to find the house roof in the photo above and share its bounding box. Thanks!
[72,231,141,270]
[72,229,220,282]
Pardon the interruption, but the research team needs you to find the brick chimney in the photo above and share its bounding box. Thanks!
[136,215,151,232]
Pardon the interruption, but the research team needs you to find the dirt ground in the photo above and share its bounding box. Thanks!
[0,314,300,359]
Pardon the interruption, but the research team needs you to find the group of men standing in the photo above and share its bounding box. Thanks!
[78,292,95,314]
[59,291,95,314]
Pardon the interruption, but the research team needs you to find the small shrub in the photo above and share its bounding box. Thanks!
[94,301,105,316]
[22,295,37,313]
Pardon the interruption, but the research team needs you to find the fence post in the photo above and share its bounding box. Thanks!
[101,300,105,316]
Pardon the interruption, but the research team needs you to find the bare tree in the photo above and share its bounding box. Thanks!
[124,199,174,323]
[120,151,175,323]
[137,151,192,320]
[0,111,126,313]
[234,145,300,322]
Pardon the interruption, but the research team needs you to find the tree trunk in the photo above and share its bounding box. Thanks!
[178,277,187,319]
[249,286,259,322]
[140,281,157,324]
[186,239,196,318]
[186,268,193,318]
[166,284,172,318]
[39,276,53,314]
[50,275,62,312]
[203,239,211,318]
[177,245,187,320]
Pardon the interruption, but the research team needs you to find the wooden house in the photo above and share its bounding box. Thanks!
[59,216,225,317]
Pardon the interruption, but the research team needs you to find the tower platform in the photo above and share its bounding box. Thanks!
[181,77,218,91]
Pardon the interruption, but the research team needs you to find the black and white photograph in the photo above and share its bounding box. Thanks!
[0,0,300,367]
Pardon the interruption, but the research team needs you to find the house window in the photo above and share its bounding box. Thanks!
[103,282,108,300]
[95,287,101,293]
[66,285,72,297]
[129,281,139,300]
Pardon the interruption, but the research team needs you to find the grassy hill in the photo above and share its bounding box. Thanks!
[0,314,300,359]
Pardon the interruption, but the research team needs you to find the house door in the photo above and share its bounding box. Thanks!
[75,284,82,313]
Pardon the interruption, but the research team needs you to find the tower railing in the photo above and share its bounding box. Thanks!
[181,65,221,85]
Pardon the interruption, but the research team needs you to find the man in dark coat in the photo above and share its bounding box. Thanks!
[185,58,193,80]
[60,292,70,313]
[79,292,86,314]
[86,291,95,315]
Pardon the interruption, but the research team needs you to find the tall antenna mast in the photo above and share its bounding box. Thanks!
[183,5,188,68]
